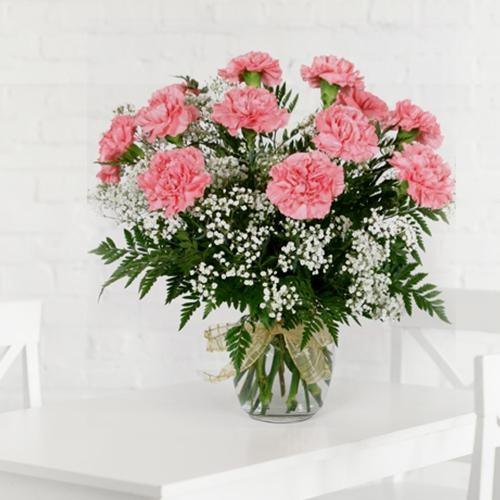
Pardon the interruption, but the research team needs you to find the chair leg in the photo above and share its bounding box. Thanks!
[23,343,42,409]
[468,417,496,500]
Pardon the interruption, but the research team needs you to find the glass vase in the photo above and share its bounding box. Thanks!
[234,333,333,423]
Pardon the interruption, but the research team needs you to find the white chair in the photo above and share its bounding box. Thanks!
[0,300,42,409]
[467,354,500,500]
[390,289,500,389]
[320,353,500,500]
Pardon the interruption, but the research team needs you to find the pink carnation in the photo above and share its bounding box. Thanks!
[266,151,344,220]
[337,86,389,122]
[97,164,121,184]
[300,55,364,89]
[137,147,211,217]
[135,85,199,143]
[98,115,136,163]
[148,83,200,104]
[211,87,289,136]
[389,143,453,209]
[218,51,282,86]
[314,104,379,162]
[389,99,443,148]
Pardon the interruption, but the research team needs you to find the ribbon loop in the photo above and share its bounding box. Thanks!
[204,322,333,385]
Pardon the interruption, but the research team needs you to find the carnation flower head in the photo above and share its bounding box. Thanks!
[389,143,453,209]
[98,115,136,163]
[314,104,379,162]
[135,85,199,143]
[266,151,344,220]
[97,164,121,184]
[337,86,389,123]
[389,99,443,148]
[301,55,364,89]
[211,87,289,136]
[218,51,282,86]
[137,147,211,217]
[149,83,199,102]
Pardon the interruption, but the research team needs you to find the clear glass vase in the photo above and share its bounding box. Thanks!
[234,334,333,423]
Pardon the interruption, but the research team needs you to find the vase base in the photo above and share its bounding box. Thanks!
[249,412,316,424]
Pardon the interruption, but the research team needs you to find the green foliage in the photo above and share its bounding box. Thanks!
[92,74,453,357]
[165,275,185,304]
[225,321,252,371]
[389,245,450,324]
[411,283,449,323]
[269,82,300,113]
[409,210,431,236]
[179,297,201,330]
[91,225,206,329]
[300,314,325,349]
[91,238,127,265]
[91,228,169,298]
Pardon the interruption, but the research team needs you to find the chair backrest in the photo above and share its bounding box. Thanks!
[390,289,500,388]
[0,300,42,409]
[397,289,500,333]
[467,354,500,500]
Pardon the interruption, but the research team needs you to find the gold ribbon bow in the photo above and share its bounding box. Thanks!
[204,322,333,385]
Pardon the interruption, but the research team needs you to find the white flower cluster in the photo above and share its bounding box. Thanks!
[260,269,301,321]
[187,186,307,319]
[333,214,353,239]
[200,221,270,288]
[343,230,401,320]
[206,76,235,103]
[91,161,185,241]
[92,161,149,226]
[189,262,219,304]
[184,94,217,146]
[344,230,389,274]
[221,264,258,286]
[365,209,418,249]
[342,210,419,321]
[345,161,372,178]
[294,113,316,137]
[183,78,234,146]
[278,221,334,274]
[228,224,270,269]
[277,215,352,275]
[192,186,274,244]
[187,187,274,300]
[157,215,187,240]
[205,155,248,188]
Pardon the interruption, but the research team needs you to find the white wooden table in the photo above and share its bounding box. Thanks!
[0,379,475,500]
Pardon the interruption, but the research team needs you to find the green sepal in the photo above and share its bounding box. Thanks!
[242,127,257,147]
[396,128,419,146]
[320,80,340,108]
[398,180,409,198]
[98,143,145,166]
[166,134,183,146]
[243,70,262,87]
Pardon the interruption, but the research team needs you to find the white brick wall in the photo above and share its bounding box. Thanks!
[1,0,499,395]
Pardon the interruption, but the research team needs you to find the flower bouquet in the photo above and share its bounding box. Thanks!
[91,52,454,422]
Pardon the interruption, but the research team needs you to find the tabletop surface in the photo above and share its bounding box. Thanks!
[0,379,473,497]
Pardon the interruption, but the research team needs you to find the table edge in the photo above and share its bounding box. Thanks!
[0,412,475,498]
